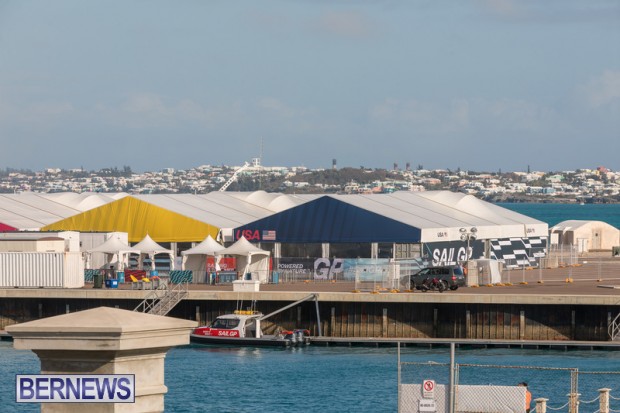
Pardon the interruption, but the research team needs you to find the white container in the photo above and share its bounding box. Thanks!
[232,280,260,292]
[0,231,80,252]
[0,252,84,288]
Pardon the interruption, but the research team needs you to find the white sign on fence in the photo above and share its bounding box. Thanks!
[418,398,437,412]
[422,379,435,399]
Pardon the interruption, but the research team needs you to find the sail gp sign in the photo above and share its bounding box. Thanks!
[426,241,484,265]
[16,374,135,403]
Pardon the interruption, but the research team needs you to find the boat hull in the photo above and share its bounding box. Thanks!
[190,333,308,347]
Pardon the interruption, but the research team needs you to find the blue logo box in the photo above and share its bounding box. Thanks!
[16,374,135,403]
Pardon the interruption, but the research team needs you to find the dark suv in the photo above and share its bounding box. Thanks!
[410,266,465,291]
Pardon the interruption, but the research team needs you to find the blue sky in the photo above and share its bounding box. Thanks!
[0,0,618,172]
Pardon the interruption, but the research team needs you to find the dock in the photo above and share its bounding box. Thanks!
[2,280,620,343]
[310,336,620,350]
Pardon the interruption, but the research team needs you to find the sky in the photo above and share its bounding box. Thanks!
[0,1,619,173]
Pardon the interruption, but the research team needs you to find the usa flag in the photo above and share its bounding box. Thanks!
[262,230,276,241]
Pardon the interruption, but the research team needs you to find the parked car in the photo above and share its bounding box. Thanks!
[410,266,466,291]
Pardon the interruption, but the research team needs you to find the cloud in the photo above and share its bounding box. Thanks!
[369,97,563,137]
[475,0,620,24]
[95,93,245,129]
[316,10,376,38]
[0,98,74,123]
[257,97,296,118]
[580,70,620,108]
[121,94,167,115]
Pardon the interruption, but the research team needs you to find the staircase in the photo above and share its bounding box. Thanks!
[134,280,189,316]
[608,312,620,340]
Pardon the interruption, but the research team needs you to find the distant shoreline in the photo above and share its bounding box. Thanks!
[491,197,619,205]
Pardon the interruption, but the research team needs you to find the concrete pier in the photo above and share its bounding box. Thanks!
[7,306,197,412]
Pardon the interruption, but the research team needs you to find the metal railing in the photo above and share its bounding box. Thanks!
[397,346,620,413]
[133,280,188,316]
[609,313,620,341]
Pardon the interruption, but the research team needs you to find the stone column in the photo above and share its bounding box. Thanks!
[7,306,197,413]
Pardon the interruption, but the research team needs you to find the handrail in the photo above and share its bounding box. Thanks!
[149,281,189,316]
[134,280,188,316]
[608,312,620,340]
[133,280,169,312]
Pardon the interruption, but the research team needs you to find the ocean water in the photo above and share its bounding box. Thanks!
[498,202,620,228]
[2,341,620,412]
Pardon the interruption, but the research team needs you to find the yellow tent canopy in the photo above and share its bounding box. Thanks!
[42,196,219,243]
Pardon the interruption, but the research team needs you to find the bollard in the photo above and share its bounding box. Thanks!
[7,306,197,413]
[599,388,611,413]
[567,393,580,413]
[535,398,548,413]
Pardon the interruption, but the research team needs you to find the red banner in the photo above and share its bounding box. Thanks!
[206,257,236,272]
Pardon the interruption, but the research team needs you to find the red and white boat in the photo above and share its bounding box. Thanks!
[191,310,311,347]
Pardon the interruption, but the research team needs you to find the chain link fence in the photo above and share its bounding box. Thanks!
[397,346,620,413]
[271,252,620,287]
[273,257,426,289]
[500,254,620,285]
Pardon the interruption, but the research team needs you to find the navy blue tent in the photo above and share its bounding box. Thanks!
[233,196,422,243]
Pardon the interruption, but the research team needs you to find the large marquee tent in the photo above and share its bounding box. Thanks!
[3,191,548,255]
[231,191,548,244]
[41,191,313,243]
[0,192,125,231]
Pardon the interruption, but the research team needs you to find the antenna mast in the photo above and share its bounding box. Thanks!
[259,138,263,190]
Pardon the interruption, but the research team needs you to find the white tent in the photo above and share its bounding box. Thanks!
[216,236,271,283]
[133,234,175,271]
[181,235,225,283]
[87,236,141,271]
[550,220,620,252]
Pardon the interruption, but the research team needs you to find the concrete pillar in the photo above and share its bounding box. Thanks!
[7,306,197,413]
[535,398,548,413]
[465,262,478,286]
[567,392,580,413]
[599,388,611,413]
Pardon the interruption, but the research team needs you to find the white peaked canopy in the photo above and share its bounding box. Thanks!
[87,236,141,271]
[181,235,225,282]
[133,234,175,271]
[216,236,271,283]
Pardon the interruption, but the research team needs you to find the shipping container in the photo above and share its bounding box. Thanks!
[0,238,65,253]
[0,231,80,252]
[0,252,84,288]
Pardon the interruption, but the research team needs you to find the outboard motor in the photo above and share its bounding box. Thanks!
[295,329,304,344]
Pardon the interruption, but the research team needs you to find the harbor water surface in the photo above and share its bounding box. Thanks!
[3,340,620,412]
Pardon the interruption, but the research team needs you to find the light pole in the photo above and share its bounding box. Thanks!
[459,227,478,263]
